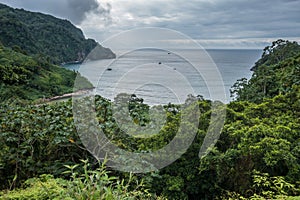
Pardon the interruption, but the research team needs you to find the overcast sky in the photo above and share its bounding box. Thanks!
[1,0,299,49]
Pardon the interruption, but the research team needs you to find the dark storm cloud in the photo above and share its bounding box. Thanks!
[67,0,112,24]
[65,0,100,24]
[0,0,112,24]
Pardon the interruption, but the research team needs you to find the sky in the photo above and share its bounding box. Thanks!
[0,0,300,49]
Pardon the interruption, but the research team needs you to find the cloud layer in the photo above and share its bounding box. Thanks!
[0,0,111,24]
[1,0,299,48]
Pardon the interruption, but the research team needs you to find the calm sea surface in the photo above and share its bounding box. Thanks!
[64,49,261,104]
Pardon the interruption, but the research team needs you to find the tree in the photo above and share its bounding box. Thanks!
[231,40,300,103]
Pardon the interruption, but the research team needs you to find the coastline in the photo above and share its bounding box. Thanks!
[44,87,95,102]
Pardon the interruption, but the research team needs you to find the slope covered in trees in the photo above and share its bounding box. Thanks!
[0,89,299,199]
[0,3,115,64]
[231,40,300,103]
[0,40,92,101]
[0,40,299,199]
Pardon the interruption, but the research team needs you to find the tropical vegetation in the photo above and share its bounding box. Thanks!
[0,5,299,198]
[0,3,115,64]
[0,43,92,101]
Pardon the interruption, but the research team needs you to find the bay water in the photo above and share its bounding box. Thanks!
[64,49,261,104]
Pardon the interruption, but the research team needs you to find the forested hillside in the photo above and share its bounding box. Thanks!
[231,40,300,103]
[0,40,299,199]
[0,3,115,101]
[0,3,115,64]
[0,43,92,101]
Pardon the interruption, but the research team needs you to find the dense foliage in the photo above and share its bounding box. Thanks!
[0,161,156,200]
[0,40,299,199]
[0,44,92,101]
[1,91,299,199]
[0,3,115,64]
[231,39,300,103]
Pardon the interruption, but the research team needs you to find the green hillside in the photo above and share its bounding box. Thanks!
[0,3,115,64]
[0,40,299,199]
[0,43,92,101]
[231,39,300,103]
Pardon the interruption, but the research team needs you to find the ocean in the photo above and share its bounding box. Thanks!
[64,49,262,104]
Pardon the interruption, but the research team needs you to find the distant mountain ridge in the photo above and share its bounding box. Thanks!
[0,3,115,64]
